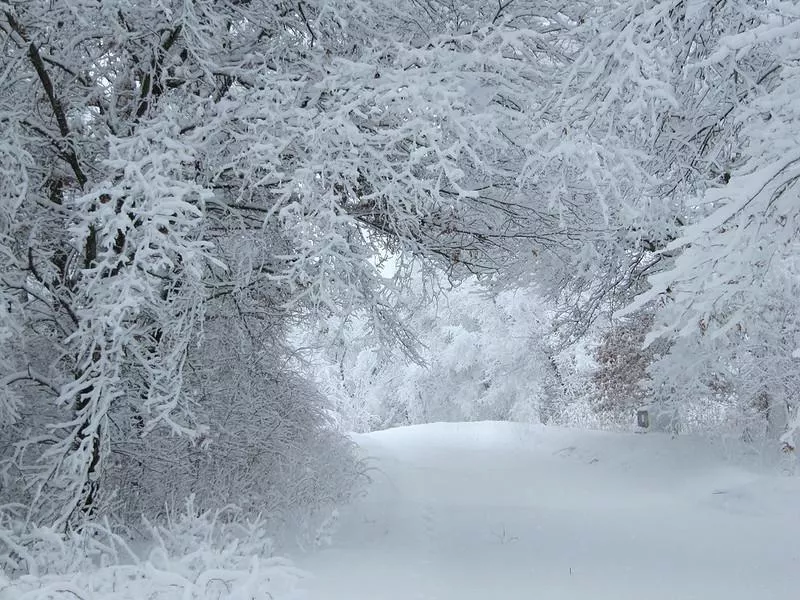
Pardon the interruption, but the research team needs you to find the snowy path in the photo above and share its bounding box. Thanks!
[296,422,800,600]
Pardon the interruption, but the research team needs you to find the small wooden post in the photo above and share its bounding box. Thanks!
[637,408,650,430]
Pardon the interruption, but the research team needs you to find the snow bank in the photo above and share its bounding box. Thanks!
[299,421,800,600]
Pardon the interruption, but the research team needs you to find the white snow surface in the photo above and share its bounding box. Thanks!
[296,422,800,600]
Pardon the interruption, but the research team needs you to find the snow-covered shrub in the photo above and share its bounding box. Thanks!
[589,311,671,423]
[105,312,363,536]
[0,501,303,600]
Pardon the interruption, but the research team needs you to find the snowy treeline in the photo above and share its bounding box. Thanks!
[300,275,789,439]
[300,0,800,449]
[1,0,799,593]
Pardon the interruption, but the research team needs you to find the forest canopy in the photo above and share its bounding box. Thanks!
[1,0,798,544]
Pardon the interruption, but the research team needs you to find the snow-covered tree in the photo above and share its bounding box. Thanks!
[299,277,564,430]
[523,0,800,446]
[617,1,800,446]
[0,0,591,528]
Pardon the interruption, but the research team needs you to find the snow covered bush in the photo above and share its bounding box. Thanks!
[591,311,670,421]
[0,502,303,600]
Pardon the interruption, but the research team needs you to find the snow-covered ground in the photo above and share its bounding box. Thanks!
[6,422,799,600]
[296,422,800,600]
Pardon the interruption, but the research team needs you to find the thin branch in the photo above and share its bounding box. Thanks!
[297,2,317,47]
[493,1,516,25]
[2,368,61,396]
[26,247,80,326]
[5,11,87,187]
[135,25,183,119]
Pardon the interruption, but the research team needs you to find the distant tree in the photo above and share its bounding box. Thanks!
[299,277,562,429]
